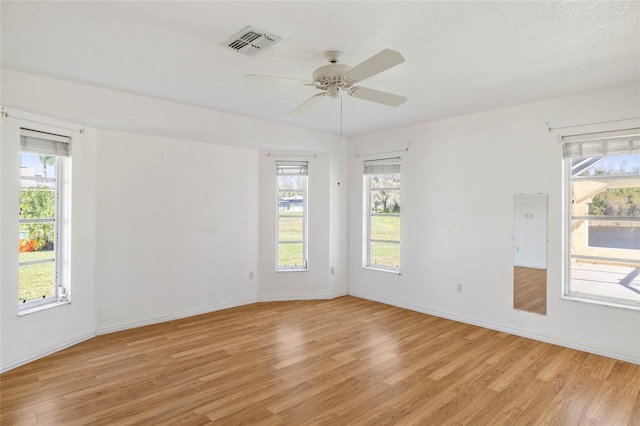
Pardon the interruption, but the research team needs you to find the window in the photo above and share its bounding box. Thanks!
[19,129,71,310]
[364,158,401,272]
[276,161,308,271]
[563,128,640,308]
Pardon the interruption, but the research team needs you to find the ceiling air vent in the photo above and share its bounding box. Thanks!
[222,26,281,56]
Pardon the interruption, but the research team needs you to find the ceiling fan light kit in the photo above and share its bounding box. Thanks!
[246,48,407,115]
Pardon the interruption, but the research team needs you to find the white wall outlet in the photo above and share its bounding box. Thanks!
[330,266,335,276]
[457,282,463,293]
[249,271,254,280]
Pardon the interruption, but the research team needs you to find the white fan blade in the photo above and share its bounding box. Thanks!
[246,74,313,85]
[344,49,405,83]
[289,93,326,115]
[349,86,407,107]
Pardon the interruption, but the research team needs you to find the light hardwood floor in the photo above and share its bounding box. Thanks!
[1,296,639,425]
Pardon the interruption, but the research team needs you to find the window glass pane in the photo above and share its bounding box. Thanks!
[370,173,400,189]
[370,242,400,269]
[568,153,640,305]
[278,193,304,213]
[370,189,400,215]
[570,263,640,302]
[278,175,305,194]
[20,185,55,218]
[20,151,57,182]
[19,222,55,258]
[588,219,640,250]
[371,215,400,241]
[278,215,303,242]
[278,243,304,268]
[20,152,56,222]
[276,170,307,271]
[587,187,640,217]
[19,151,58,305]
[572,154,639,178]
[365,169,401,271]
[19,261,55,303]
[19,222,55,252]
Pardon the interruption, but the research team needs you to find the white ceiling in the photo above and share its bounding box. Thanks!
[2,1,639,136]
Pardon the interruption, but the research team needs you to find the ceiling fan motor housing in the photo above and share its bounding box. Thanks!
[312,63,353,93]
[324,50,343,64]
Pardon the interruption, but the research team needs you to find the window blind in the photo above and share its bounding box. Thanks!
[562,128,640,159]
[20,129,71,157]
[363,157,401,175]
[276,161,308,176]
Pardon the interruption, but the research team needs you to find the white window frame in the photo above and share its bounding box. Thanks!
[363,157,401,273]
[276,161,308,272]
[562,127,640,310]
[18,128,71,312]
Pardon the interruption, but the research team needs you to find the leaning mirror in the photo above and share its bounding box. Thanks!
[513,193,548,315]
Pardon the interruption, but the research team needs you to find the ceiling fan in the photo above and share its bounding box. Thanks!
[246,49,407,114]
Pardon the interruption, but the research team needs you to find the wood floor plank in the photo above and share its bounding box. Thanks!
[1,296,638,425]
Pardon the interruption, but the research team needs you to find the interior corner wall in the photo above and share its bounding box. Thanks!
[1,70,350,370]
[1,114,97,372]
[328,141,350,297]
[348,83,640,364]
[254,136,349,302]
[257,153,325,301]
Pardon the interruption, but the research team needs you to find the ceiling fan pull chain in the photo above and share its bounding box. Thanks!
[340,94,344,143]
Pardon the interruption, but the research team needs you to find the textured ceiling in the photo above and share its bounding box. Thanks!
[2,1,639,136]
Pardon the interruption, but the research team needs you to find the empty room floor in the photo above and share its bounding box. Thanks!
[1,296,639,425]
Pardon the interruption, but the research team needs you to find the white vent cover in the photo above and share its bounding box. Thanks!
[222,26,281,56]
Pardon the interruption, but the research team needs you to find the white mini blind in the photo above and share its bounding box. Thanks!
[276,161,308,176]
[20,129,71,157]
[363,157,401,175]
[562,128,640,159]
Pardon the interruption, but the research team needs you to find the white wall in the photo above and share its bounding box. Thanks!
[348,83,640,363]
[1,112,97,372]
[1,70,349,371]
[328,145,350,296]
[94,130,259,332]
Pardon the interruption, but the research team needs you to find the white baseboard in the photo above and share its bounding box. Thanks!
[257,291,347,302]
[96,294,349,335]
[348,291,640,365]
[1,331,96,373]
[95,297,258,335]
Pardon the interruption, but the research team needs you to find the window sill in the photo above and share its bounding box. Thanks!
[562,293,640,311]
[363,266,401,275]
[276,269,308,273]
[19,299,71,316]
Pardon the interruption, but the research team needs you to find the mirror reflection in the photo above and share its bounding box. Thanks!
[513,194,548,315]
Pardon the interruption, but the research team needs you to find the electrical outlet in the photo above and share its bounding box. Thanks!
[330,266,335,276]
[457,282,463,293]
[249,271,254,280]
